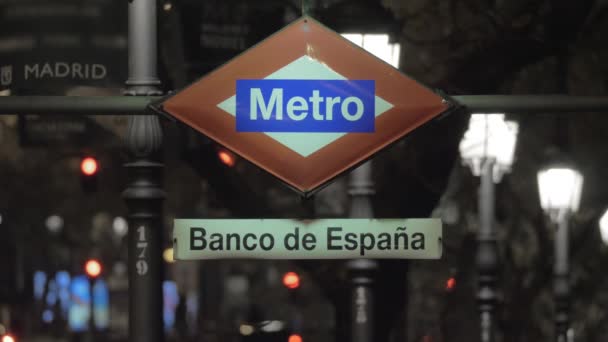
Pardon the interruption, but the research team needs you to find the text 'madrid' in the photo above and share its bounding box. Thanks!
[236,79,375,133]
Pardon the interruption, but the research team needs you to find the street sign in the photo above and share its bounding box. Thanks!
[155,16,453,195]
[18,115,88,146]
[173,219,442,260]
[179,0,296,76]
[0,1,127,92]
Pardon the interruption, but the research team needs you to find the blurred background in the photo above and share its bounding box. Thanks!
[2,0,608,341]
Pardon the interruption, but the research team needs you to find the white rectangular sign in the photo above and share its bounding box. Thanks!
[173,219,442,260]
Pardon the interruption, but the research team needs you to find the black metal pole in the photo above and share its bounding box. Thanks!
[476,158,498,342]
[0,96,157,115]
[89,278,96,342]
[3,95,608,116]
[554,217,570,342]
[452,95,608,114]
[123,2,165,342]
[347,161,376,342]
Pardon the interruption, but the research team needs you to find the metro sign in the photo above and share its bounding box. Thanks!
[155,16,453,196]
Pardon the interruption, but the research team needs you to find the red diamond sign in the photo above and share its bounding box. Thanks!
[154,16,452,196]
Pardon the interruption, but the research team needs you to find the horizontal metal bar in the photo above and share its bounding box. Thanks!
[0,96,161,115]
[1,95,608,115]
[453,95,608,114]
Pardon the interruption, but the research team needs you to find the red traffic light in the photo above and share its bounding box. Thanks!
[288,334,302,342]
[282,272,300,289]
[80,157,98,176]
[446,277,456,291]
[85,259,102,278]
[217,149,236,167]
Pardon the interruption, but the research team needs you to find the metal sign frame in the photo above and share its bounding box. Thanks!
[2,94,608,116]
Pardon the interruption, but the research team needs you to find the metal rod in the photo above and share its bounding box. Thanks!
[123,2,165,342]
[554,218,570,342]
[2,95,608,115]
[0,96,158,115]
[347,161,377,342]
[476,158,498,342]
[348,259,375,342]
[453,95,608,114]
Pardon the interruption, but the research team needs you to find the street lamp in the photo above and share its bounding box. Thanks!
[321,2,401,341]
[459,113,519,342]
[342,33,400,68]
[538,167,583,223]
[320,0,402,69]
[599,209,608,246]
[537,162,583,342]
[460,113,519,183]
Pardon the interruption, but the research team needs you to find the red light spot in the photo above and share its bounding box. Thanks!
[2,335,15,342]
[283,272,300,289]
[446,277,456,291]
[81,157,98,176]
[218,150,236,167]
[288,334,302,342]
[85,259,102,278]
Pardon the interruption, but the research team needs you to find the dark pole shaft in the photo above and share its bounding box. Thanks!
[347,162,376,342]
[348,261,375,342]
[123,1,164,342]
[554,218,570,342]
[477,158,498,342]
[127,0,161,90]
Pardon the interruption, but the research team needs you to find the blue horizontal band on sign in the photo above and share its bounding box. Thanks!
[236,79,375,133]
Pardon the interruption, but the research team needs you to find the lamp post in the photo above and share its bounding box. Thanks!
[459,113,519,342]
[319,0,402,69]
[347,162,376,342]
[537,165,583,342]
[122,1,165,342]
[328,3,400,340]
[318,3,401,341]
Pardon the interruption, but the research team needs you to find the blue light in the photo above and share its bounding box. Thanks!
[68,275,90,332]
[93,279,109,330]
[46,280,57,306]
[163,281,179,332]
[59,288,70,318]
[42,309,54,323]
[56,271,70,288]
[34,271,47,300]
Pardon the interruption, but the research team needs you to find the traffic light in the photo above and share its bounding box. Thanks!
[282,272,300,290]
[85,259,102,278]
[80,156,98,192]
[445,277,456,292]
[2,334,15,342]
[288,334,302,342]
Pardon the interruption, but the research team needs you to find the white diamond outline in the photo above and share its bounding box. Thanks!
[217,55,394,157]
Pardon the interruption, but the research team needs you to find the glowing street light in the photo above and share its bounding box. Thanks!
[537,161,583,342]
[599,209,608,246]
[538,166,583,223]
[459,113,519,183]
[459,113,518,342]
[342,33,400,68]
